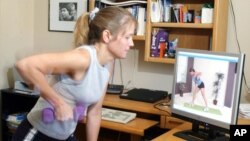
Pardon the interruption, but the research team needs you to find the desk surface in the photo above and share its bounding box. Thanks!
[152,118,250,141]
[103,94,170,116]
[81,117,158,136]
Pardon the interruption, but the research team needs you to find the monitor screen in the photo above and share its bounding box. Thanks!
[171,48,245,140]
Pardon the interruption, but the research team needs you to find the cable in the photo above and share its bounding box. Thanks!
[110,59,116,84]
[124,80,131,89]
[132,47,137,88]
[116,132,121,141]
[229,0,249,90]
[153,100,171,115]
[118,59,124,85]
[229,0,241,53]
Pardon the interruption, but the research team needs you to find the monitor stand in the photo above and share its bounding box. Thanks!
[173,121,229,141]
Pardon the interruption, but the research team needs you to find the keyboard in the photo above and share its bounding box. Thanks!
[101,108,136,124]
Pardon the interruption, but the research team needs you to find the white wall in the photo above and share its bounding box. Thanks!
[226,0,250,102]
[0,0,34,138]
[33,0,74,54]
[112,41,174,91]
[0,0,250,102]
[0,0,34,88]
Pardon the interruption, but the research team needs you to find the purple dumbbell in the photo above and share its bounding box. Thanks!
[42,103,85,124]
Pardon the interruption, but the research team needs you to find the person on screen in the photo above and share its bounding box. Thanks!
[12,7,136,141]
[189,68,209,112]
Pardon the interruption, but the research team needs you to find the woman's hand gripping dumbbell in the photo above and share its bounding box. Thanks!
[42,103,85,123]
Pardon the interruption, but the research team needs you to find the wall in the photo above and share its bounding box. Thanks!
[112,41,174,91]
[0,0,250,102]
[33,1,74,54]
[0,0,34,138]
[226,0,250,102]
[0,0,34,88]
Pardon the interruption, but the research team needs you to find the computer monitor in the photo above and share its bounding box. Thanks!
[171,48,245,141]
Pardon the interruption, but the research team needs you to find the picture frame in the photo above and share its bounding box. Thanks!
[49,0,87,32]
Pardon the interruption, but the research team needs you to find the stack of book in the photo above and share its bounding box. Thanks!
[95,0,147,35]
[150,0,213,24]
[6,112,27,132]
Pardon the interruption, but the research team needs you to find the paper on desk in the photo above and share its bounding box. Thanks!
[239,103,250,119]
[240,103,250,112]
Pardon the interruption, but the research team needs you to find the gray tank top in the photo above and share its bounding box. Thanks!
[27,45,110,140]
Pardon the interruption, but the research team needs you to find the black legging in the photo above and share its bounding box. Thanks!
[12,118,77,141]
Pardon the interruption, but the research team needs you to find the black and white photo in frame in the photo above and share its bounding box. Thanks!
[49,0,87,32]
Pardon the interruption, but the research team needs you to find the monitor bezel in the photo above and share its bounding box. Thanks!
[171,48,245,131]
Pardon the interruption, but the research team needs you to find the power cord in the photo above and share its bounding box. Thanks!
[116,132,121,141]
[118,47,138,90]
[110,59,115,84]
[153,99,172,115]
[131,47,137,88]
[118,59,124,85]
[153,101,171,128]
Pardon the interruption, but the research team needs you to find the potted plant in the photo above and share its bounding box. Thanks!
[212,73,224,105]
[178,82,186,97]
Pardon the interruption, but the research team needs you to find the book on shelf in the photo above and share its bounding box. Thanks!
[162,0,172,22]
[136,6,146,35]
[96,0,147,7]
[150,28,169,58]
[126,5,146,35]
[150,0,161,22]
[95,0,147,35]
[151,0,208,24]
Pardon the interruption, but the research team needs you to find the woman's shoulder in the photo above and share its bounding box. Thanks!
[73,46,92,59]
[76,45,97,57]
[69,46,92,67]
[76,45,94,52]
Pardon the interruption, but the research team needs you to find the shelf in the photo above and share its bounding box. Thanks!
[144,0,229,64]
[89,0,229,64]
[146,57,175,64]
[151,23,213,29]
[133,35,145,41]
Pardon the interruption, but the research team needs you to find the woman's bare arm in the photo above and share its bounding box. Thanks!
[85,61,113,141]
[15,49,90,120]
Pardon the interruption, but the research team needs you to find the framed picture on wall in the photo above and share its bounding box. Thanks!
[49,0,88,32]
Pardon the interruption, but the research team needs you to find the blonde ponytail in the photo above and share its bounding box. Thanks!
[73,12,90,47]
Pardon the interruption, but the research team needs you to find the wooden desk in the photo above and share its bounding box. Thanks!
[101,94,166,140]
[80,117,158,141]
[102,94,184,129]
[152,118,250,141]
[103,94,170,116]
[77,94,178,141]
[238,118,250,125]
[99,117,158,136]
[152,122,191,141]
